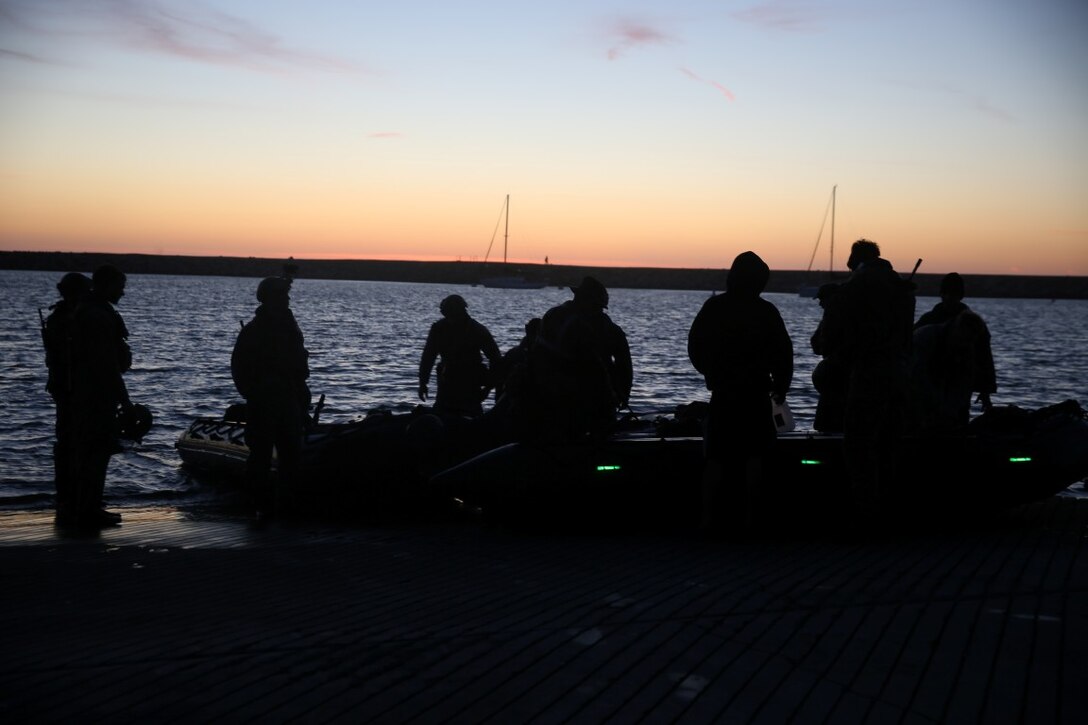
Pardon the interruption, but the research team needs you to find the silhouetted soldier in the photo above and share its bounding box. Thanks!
[495,317,541,403]
[42,272,92,525]
[232,276,311,517]
[909,272,996,430]
[481,317,543,441]
[532,277,632,442]
[819,239,915,514]
[69,265,132,527]
[914,272,970,329]
[810,282,846,433]
[418,294,501,417]
[688,251,793,534]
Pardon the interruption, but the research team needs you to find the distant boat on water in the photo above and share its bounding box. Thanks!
[478,195,547,289]
[798,185,838,298]
[480,274,548,290]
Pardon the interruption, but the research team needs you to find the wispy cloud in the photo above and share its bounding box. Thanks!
[731,1,830,33]
[679,67,736,102]
[0,0,369,75]
[891,78,1015,123]
[0,47,63,65]
[969,95,1014,123]
[603,18,675,60]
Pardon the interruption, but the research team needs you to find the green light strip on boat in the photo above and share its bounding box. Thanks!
[596,465,621,472]
[800,459,822,465]
[1009,456,1032,463]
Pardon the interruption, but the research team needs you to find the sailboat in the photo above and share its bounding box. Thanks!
[798,185,837,298]
[479,195,547,289]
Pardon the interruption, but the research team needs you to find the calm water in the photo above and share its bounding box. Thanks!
[2,269,1086,511]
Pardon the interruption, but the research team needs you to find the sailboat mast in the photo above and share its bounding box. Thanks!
[503,194,509,265]
[829,185,836,274]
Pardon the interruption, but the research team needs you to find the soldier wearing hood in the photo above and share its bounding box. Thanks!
[688,251,793,533]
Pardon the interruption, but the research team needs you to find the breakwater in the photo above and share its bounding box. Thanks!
[3,250,1085,299]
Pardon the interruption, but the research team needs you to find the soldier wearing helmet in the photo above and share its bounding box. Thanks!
[68,264,133,527]
[42,272,92,525]
[531,276,632,442]
[418,294,501,416]
[231,275,310,517]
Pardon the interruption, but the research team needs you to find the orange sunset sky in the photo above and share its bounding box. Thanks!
[2,0,1086,276]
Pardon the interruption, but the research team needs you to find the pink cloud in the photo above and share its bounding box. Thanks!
[679,67,736,102]
[604,18,675,60]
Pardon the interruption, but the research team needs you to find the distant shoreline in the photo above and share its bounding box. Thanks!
[2,250,1086,300]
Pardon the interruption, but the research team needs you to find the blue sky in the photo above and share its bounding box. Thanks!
[2,0,1086,274]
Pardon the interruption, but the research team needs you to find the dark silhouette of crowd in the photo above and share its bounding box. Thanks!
[42,243,1005,531]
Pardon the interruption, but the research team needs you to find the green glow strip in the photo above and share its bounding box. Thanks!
[596,465,622,472]
[1009,457,1032,463]
[800,459,822,465]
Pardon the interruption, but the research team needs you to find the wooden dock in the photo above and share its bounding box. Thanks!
[1,497,1086,723]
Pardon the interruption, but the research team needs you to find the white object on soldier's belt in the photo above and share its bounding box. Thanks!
[772,398,795,433]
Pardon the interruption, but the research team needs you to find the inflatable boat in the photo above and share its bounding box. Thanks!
[175,405,514,513]
[428,400,1088,531]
